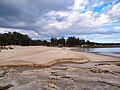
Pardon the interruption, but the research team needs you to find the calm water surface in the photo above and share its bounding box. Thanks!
[79,48,120,57]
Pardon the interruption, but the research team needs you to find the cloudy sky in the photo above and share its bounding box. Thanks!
[0,0,120,43]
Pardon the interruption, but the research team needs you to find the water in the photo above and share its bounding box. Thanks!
[79,48,120,57]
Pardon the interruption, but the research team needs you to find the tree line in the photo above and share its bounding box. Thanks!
[0,32,107,48]
[50,37,97,47]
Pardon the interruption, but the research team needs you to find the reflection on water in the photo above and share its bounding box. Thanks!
[79,48,120,57]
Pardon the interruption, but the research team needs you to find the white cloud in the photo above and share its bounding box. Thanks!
[14,22,27,27]
[92,1,104,8]
[92,14,112,26]
[33,0,116,37]
[108,3,120,16]
[0,27,39,38]
[114,26,120,30]
[73,0,88,11]
[118,38,120,41]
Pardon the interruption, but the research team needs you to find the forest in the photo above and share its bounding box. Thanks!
[0,32,97,47]
[0,32,120,48]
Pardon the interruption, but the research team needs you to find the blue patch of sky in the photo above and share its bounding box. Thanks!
[95,39,115,43]
[100,24,120,32]
[113,0,120,5]
[81,35,112,43]
[99,24,118,29]
[105,24,120,28]
[97,0,100,2]
[90,35,120,43]
[90,39,106,43]
[94,1,112,13]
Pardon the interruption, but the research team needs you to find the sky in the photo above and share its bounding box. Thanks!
[0,0,120,43]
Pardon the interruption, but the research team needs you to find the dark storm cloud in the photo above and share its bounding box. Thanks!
[0,0,74,29]
[0,0,23,27]
[0,0,21,17]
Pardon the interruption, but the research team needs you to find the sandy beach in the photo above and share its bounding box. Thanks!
[0,46,90,67]
[0,46,119,66]
[0,46,120,90]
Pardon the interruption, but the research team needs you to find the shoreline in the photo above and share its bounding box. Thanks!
[70,48,120,62]
[71,47,120,58]
[83,52,120,59]
[80,52,120,62]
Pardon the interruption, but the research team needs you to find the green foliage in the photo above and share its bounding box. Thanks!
[0,32,103,47]
[50,36,97,47]
[0,32,50,46]
[66,36,80,46]
[0,32,31,46]
[50,37,65,46]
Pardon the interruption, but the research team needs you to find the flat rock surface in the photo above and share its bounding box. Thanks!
[0,61,120,90]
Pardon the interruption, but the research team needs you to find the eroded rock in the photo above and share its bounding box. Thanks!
[0,62,120,90]
[0,84,14,90]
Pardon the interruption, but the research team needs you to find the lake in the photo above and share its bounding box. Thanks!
[79,48,120,57]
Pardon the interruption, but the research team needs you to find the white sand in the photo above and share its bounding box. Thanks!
[0,46,88,66]
[0,46,119,66]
